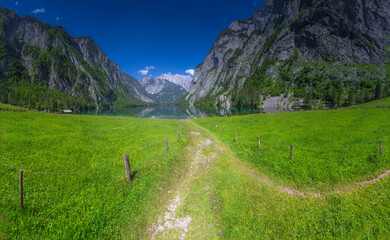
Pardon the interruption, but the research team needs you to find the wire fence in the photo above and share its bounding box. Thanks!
[1,116,186,210]
[207,124,389,147]
[205,124,387,161]
[0,133,181,176]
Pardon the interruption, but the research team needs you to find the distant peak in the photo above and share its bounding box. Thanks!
[140,76,154,81]
[156,73,192,91]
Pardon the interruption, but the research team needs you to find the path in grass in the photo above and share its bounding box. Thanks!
[148,127,224,239]
[146,121,389,239]
[236,160,390,198]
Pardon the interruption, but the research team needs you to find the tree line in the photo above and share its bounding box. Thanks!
[0,58,94,112]
[230,58,390,108]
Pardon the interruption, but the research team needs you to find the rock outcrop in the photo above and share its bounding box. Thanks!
[187,0,390,108]
[156,74,193,91]
[139,76,187,103]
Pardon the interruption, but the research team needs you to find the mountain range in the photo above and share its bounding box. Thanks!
[187,0,390,108]
[1,0,390,111]
[156,73,193,91]
[0,7,151,111]
[139,75,187,103]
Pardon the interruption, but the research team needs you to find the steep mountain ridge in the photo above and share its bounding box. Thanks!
[156,73,192,91]
[0,7,152,110]
[139,75,187,103]
[187,0,390,108]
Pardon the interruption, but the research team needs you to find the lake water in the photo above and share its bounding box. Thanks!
[76,106,307,119]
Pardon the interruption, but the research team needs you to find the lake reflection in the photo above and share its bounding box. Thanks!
[76,106,305,119]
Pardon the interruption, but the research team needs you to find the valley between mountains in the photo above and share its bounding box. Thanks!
[1,0,390,239]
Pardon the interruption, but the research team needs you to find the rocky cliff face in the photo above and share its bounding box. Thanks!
[139,76,187,103]
[156,73,192,91]
[139,76,166,95]
[0,7,152,110]
[187,0,390,108]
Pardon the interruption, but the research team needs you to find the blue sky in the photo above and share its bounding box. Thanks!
[1,0,264,79]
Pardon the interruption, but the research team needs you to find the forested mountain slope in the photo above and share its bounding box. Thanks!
[0,7,152,111]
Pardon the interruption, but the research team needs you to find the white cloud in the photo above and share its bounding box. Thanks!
[138,69,148,75]
[185,69,195,76]
[138,66,155,75]
[56,17,60,21]
[32,8,45,14]
[146,66,155,70]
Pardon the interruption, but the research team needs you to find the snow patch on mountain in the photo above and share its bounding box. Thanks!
[139,75,187,103]
[156,73,192,91]
[139,76,166,95]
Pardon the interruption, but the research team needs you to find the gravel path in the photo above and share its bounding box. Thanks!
[148,131,221,239]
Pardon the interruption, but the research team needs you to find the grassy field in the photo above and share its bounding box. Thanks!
[0,110,186,239]
[1,98,389,239]
[195,126,390,239]
[349,97,390,108]
[0,102,24,110]
[193,98,390,191]
[186,99,390,238]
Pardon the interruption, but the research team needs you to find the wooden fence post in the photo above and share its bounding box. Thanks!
[290,144,293,160]
[379,140,383,155]
[178,131,181,141]
[124,154,131,184]
[223,127,224,135]
[19,169,23,209]
[258,137,261,149]
[165,137,169,152]
[235,130,237,142]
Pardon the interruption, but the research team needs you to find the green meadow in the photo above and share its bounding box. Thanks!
[0,102,24,110]
[193,98,390,191]
[187,98,390,239]
[0,109,186,239]
[191,136,390,239]
[0,98,389,239]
